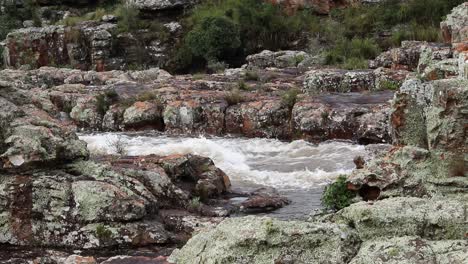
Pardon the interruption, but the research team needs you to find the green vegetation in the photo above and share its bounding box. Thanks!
[95,90,119,116]
[237,80,249,91]
[188,196,202,212]
[379,80,400,91]
[224,88,244,106]
[321,175,356,210]
[95,224,113,240]
[281,88,300,110]
[324,38,380,70]
[174,0,317,71]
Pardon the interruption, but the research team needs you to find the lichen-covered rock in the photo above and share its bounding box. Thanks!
[292,92,393,144]
[440,3,468,44]
[0,81,88,169]
[303,69,404,93]
[70,96,102,129]
[334,197,468,241]
[162,91,227,135]
[126,0,195,11]
[350,237,468,264]
[157,154,231,198]
[168,216,360,264]
[123,101,164,130]
[391,78,467,154]
[370,41,449,71]
[246,50,311,69]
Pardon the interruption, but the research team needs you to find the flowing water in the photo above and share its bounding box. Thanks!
[79,132,365,219]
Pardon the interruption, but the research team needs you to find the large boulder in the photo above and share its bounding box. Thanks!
[123,101,165,130]
[334,197,468,241]
[440,3,468,44]
[246,50,312,69]
[168,216,361,264]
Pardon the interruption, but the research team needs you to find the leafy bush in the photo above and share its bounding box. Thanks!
[186,15,241,62]
[321,175,356,210]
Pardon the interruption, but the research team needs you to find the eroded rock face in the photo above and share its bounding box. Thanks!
[347,78,467,200]
[168,216,360,264]
[303,68,410,94]
[3,21,177,71]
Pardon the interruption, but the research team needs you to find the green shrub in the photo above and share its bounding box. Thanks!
[136,91,159,101]
[321,175,356,210]
[186,15,241,62]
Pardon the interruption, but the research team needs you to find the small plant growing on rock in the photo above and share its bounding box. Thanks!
[321,111,330,121]
[96,90,119,116]
[237,80,250,91]
[188,196,202,212]
[224,88,244,106]
[264,218,278,234]
[95,224,112,240]
[281,88,300,110]
[321,175,356,211]
[379,80,400,91]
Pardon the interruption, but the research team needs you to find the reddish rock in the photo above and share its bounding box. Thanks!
[225,97,291,139]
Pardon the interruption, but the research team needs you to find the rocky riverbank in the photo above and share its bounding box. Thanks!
[168,3,468,264]
[0,1,466,263]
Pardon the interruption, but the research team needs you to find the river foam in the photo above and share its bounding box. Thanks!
[79,133,365,190]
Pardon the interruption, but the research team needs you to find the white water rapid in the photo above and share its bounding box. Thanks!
[79,133,365,219]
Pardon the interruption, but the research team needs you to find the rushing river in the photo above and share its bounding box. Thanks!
[79,133,365,219]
